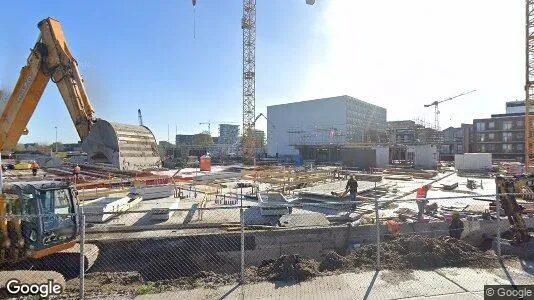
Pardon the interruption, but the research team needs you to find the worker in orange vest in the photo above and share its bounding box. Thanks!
[416,185,431,220]
[31,161,39,176]
[386,218,401,237]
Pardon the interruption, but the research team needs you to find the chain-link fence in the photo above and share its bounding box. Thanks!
[0,185,532,299]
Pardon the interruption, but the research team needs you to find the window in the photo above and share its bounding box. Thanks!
[517,144,524,151]
[517,132,524,140]
[479,145,486,152]
[503,132,512,142]
[488,133,495,140]
[477,133,486,142]
[516,120,524,128]
[486,144,496,151]
[457,144,464,153]
[503,144,512,153]
[476,122,485,131]
[503,121,513,130]
[488,122,495,129]
[39,189,71,215]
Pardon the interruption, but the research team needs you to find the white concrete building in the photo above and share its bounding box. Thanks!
[267,95,387,156]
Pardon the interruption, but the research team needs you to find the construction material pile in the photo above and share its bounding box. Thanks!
[348,235,499,270]
[256,254,320,282]
[65,235,500,297]
[249,235,499,283]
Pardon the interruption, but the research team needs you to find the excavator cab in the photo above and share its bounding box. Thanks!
[0,181,79,263]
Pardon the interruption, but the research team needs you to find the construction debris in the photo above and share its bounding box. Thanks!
[256,254,320,282]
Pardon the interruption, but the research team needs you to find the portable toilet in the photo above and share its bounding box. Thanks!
[200,155,211,172]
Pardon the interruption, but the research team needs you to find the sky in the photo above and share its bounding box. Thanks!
[0,0,526,144]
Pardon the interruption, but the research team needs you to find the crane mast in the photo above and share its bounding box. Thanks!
[525,0,534,172]
[242,0,257,165]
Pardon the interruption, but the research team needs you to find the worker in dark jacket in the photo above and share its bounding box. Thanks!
[449,211,464,239]
[345,175,358,202]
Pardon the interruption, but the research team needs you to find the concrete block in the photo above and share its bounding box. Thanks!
[150,198,181,221]
[133,185,174,200]
[84,196,142,223]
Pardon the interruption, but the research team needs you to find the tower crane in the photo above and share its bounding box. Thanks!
[423,89,476,163]
[193,0,317,165]
[199,122,211,135]
[525,0,534,172]
[423,89,476,133]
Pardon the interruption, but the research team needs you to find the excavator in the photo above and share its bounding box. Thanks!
[0,17,161,171]
[494,175,532,245]
[0,17,159,267]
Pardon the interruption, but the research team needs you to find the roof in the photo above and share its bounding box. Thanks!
[267,95,384,110]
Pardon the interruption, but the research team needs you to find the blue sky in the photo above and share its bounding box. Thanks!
[0,0,526,144]
[1,0,323,144]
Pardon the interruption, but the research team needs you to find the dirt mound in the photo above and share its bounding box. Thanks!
[190,271,237,286]
[257,254,320,282]
[85,271,144,285]
[319,251,345,272]
[347,235,499,270]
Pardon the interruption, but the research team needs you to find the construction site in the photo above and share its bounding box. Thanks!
[1,1,534,300]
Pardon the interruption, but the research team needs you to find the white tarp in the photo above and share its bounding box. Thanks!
[454,153,492,171]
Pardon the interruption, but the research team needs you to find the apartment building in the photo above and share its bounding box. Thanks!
[472,113,524,162]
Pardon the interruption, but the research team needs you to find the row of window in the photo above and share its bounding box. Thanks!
[478,143,523,153]
[476,132,523,142]
[440,144,464,154]
[476,120,524,131]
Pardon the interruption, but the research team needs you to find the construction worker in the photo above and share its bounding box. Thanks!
[416,185,430,220]
[344,175,359,202]
[449,211,464,239]
[31,161,39,176]
[386,218,401,237]
[73,164,81,180]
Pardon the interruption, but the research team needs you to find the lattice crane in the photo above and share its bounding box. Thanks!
[193,0,317,165]
[525,0,534,172]
[423,89,476,133]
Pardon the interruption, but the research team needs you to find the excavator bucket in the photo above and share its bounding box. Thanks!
[82,119,162,171]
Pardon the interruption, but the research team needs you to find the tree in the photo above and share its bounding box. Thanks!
[193,132,213,147]
[50,142,65,152]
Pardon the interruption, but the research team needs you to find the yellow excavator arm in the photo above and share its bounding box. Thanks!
[0,17,161,171]
[0,18,95,152]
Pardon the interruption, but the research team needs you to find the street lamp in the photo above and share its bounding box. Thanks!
[55,126,58,154]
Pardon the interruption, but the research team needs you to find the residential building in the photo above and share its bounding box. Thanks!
[387,120,439,145]
[218,124,239,145]
[253,129,265,148]
[267,95,387,156]
[472,101,529,162]
[175,134,195,146]
[439,124,473,160]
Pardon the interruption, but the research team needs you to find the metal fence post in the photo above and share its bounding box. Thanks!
[496,189,501,258]
[240,188,245,284]
[374,182,381,270]
[79,212,85,299]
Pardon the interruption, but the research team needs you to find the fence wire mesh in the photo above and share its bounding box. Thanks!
[0,186,532,299]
